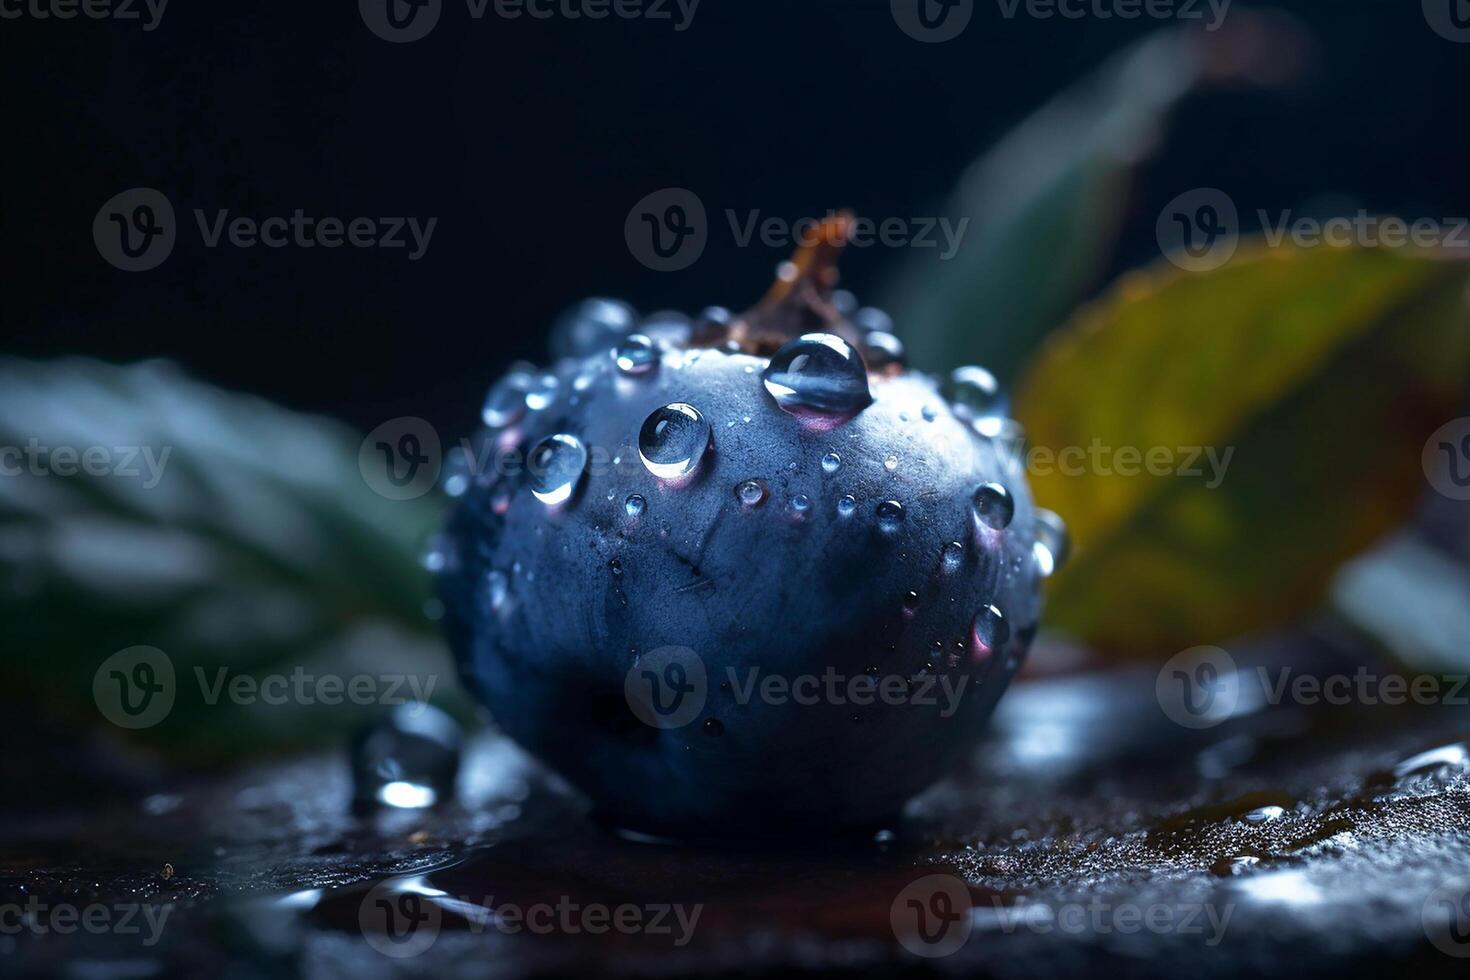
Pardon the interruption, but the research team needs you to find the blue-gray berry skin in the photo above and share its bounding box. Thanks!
[439,234,1054,839]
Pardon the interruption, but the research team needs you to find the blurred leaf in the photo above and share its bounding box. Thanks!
[881,14,1308,380]
[0,358,458,761]
[1013,244,1470,657]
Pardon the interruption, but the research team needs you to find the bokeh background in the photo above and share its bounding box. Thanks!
[7,0,1468,438]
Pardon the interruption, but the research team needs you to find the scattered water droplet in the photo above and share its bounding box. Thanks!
[972,604,1010,654]
[525,374,559,412]
[943,365,1004,420]
[902,590,921,615]
[821,452,842,474]
[941,541,965,572]
[861,331,906,371]
[1393,743,1470,779]
[735,479,767,507]
[703,718,724,737]
[837,494,857,517]
[790,494,811,516]
[527,433,588,505]
[624,494,646,517]
[484,570,509,613]
[638,403,711,481]
[442,446,472,498]
[550,297,636,359]
[884,455,898,472]
[1243,805,1286,824]
[614,334,659,375]
[608,558,623,576]
[351,704,462,811]
[1033,509,1070,576]
[876,500,905,532]
[481,372,532,428]
[921,403,938,422]
[421,533,452,573]
[762,333,873,416]
[853,306,893,334]
[972,482,1015,530]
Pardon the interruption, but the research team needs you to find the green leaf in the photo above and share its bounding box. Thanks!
[880,17,1305,380]
[0,358,459,760]
[1012,244,1470,657]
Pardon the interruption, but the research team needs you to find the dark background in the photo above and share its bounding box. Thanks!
[5,0,1466,437]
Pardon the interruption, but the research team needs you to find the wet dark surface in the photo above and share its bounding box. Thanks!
[5,631,1470,979]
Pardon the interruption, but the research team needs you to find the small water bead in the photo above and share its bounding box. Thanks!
[441,446,471,498]
[876,500,905,532]
[638,403,711,481]
[972,482,1015,530]
[703,718,725,737]
[1033,508,1071,577]
[484,570,509,612]
[735,480,767,507]
[421,533,452,573]
[861,331,907,371]
[481,372,532,427]
[608,558,624,576]
[944,365,1004,420]
[884,455,898,472]
[837,494,857,517]
[941,541,966,572]
[853,306,894,334]
[525,374,560,412]
[831,289,859,317]
[351,704,463,812]
[762,333,873,416]
[624,494,646,517]
[614,334,659,375]
[972,604,1010,653]
[1243,805,1287,824]
[550,297,636,359]
[527,433,589,505]
[921,403,939,422]
[790,494,812,516]
[1393,743,1470,780]
[902,590,921,615]
[821,452,842,474]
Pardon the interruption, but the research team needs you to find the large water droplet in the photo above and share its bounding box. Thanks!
[639,403,711,481]
[944,365,1004,421]
[624,494,646,517]
[790,494,812,516]
[876,500,905,532]
[1243,805,1286,824]
[972,605,1010,654]
[972,482,1014,530]
[1393,743,1470,779]
[614,334,659,375]
[550,297,636,359]
[527,433,588,505]
[837,494,857,517]
[351,704,462,811]
[821,452,842,474]
[762,333,872,416]
[861,331,906,371]
[1033,508,1070,576]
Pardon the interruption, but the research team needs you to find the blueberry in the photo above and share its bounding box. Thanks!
[439,218,1056,839]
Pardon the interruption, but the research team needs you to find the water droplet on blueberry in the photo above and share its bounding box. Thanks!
[972,482,1015,530]
[944,365,1004,421]
[614,334,659,375]
[876,500,905,531]
[527,433,588,505]
[762,333,872,416]
[639,403,711,481]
